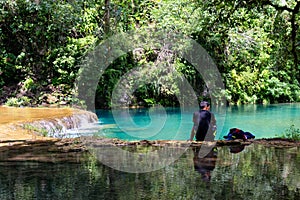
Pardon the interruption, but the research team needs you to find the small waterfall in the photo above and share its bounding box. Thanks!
[21,110,99,138]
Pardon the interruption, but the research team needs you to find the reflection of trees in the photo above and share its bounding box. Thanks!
[214,144,300,199]
[0,145,299,199]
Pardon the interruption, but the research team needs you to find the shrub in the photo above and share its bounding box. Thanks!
[278,125,300,141]
[5,96,31,107]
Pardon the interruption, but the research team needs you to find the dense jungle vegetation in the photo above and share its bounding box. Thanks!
[0,0,299,108]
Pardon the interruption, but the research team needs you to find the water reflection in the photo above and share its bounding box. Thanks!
[193,147,218,182]
[229,144,246,154]
[0,144,299,199]
[192,144,246,183]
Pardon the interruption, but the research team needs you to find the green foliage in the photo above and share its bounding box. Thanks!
[150,0,300,105]
[0,0,299,108]
[52,36,97,85]
[22,77,36,92]
[22,124,48,137]
[225,68,299,104]
[5,97,19,107]
[143,98,156,106]
[0,0,102,105]
[5,96,31,107]
[278,125,300,141]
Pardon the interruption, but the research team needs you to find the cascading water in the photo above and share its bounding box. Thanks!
[21,110,99,138]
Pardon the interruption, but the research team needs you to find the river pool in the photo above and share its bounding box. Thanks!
[92,103,300,141]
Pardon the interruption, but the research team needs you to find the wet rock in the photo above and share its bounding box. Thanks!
[0,136,299,163]
[0,139,88,163]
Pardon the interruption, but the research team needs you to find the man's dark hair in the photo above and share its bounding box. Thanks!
[200,101,210,109]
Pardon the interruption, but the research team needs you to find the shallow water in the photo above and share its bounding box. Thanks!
[0,106,74,124]
[0,106,97,140]
[94,103,300,141]
[0,106,75,140]
[0,144,299,200]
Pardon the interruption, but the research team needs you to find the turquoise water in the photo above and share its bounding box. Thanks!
[94,103,300,141]
[221,103,300,139]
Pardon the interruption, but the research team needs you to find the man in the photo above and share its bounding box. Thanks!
[189,101,216,141]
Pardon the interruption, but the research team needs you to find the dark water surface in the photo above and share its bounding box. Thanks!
[94,103,300,141]
[0,144,299,200]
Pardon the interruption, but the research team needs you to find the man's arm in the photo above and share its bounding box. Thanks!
[189,126,196,141]
[189,112,198,141]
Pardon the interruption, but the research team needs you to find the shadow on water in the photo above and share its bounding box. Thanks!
[0,144,299,200]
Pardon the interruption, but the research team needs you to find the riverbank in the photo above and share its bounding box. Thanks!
[0,137,299,163]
